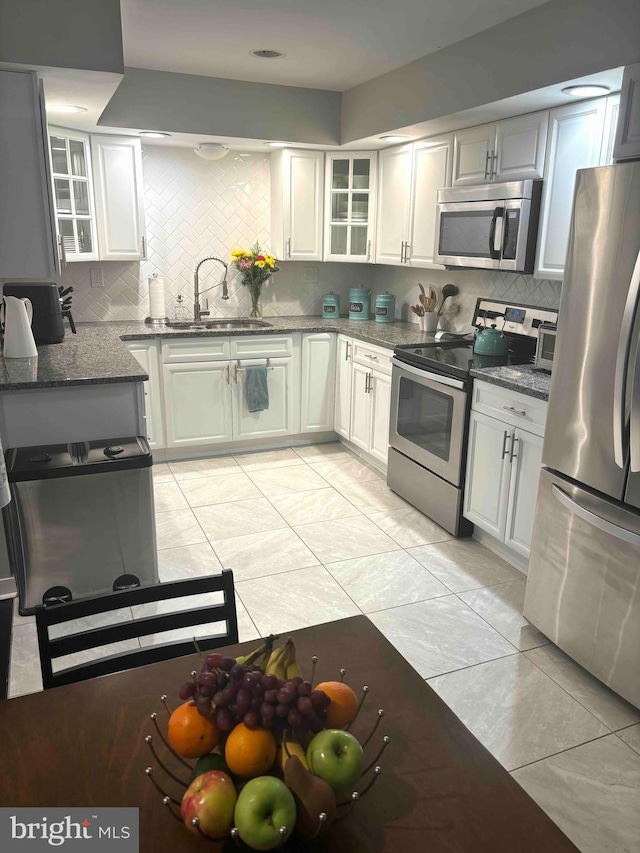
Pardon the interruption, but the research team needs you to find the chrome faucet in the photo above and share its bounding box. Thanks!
[193,255,229,321]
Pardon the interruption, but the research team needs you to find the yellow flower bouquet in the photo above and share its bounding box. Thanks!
[231,242,280,317]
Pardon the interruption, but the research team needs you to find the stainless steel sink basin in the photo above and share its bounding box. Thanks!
[165,319,272,331]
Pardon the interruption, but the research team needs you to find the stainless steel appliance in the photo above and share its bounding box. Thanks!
[534,323,556,372]
[524,162,640,709]
[4,436,159,615]
[388,299,557,536]
[434,180,542,273]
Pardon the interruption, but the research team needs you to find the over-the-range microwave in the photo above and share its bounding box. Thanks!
[434,179,542,273]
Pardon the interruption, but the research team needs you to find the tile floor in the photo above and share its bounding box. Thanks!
[8,442,640,852]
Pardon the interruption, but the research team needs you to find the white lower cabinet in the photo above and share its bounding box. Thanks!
[465,395,545,561]
[163,361,233,448]
[334,335,352,439]
[300,333,336,433]
[232,357,299,441]
[350,362,371,452]
[125,340,164,449]
[349,360,391,465]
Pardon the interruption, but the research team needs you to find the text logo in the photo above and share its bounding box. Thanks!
[0,809,138,851]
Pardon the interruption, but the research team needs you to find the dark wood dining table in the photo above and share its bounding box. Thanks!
[0,615,578,852]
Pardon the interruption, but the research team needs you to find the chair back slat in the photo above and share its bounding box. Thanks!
[35,570,239,689]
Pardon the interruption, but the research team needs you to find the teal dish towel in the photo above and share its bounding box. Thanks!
[246,365,269,413]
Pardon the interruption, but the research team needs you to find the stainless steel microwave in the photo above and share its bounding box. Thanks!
[434,180,542,273]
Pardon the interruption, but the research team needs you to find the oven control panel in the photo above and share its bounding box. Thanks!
[473,298,557,340]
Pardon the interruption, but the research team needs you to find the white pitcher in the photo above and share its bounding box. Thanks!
[1,296,38,358]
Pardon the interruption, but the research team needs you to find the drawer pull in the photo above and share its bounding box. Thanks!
[503,405,526,417]
[365,353,379,361]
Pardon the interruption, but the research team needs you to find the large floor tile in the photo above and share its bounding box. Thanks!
[12,596,34,626]
[157,542,223,582]
[524,644,640,731]
[9,623,43,697]
[237,565,360,636]
[408,539,523,593]
[458,579,549,652]
[247,465,328,497]
[367,506,454,548]
[233,448,305,471]
[155,509,207,550]
[194,497,287,541]
[325,550,449,613]
[369,596,516,680]
[310,457,382,487]
[512,735,640,853]
[154,481,190,513]
[293,443,355,464]
[169,456,240,480]
[152,463,175,483]
[210,528,319,581]
[179,471,261,507]
[617,724,640,755]
[335,479,408,513]
[268,487,360,526]
[429,655,608,770]
[293,515,398,562]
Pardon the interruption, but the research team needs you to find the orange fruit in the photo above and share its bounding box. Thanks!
[314,681,359,729]
[224,723,277,778]
[167,701,219,759]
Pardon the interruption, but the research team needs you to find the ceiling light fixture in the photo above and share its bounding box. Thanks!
[562,84,610,97]
[48,105,87,114]
[139,131,171,139]
[194,142,230,161]
[265,141,291,148]
[251,49,285,59]
[379,134,411,142]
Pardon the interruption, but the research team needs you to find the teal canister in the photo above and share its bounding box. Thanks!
[349,286,372,320]
[375,291,396,323]
[322,291,340,319]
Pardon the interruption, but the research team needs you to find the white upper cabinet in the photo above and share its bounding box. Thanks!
[602,93,621,165]
[376,136,452,269]
[91,135,146,261]
[271,149,324,261]
[534,98,607,280]
[0,71,60,279]
[324,153,376,262]
[452,114,548,186]
[407,135,453,268]
[613,62,640,161]
[375,144,413,265]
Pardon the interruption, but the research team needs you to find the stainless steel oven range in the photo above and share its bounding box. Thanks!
[387,298,558,536]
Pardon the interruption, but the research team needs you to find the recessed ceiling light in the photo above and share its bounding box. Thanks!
[562,84,610,97]
[251,49,285,59]
[379,134,411,142]
[194,142,230,161]
[265,141,291,148]
[139,131,171,139]
[48,105,87,114]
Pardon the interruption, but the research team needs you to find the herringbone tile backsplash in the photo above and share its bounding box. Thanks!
[54,144,562,324]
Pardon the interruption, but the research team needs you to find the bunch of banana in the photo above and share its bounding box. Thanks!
[235,633,277,670]
[264,638,303,679]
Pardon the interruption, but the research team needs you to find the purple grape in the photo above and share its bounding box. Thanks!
[260,702,275,721]
[243,672,258,690]
[196,696,212,717]
[230,663,246,681]
[287,708,301,728]
[199,685,216,699]
[262,716,274,730]
[290,676,303,688]
[261,674,277,691]
[178,681,197,700]
[275,703,289,718]
[216,708,232,732]
[206,653,223,670]
[297,681,312,697]
[250,696,262,710]
[236,688,251,714]
[222,683,238,704]
[309,716,324,733]
[297,696,313,716]
[216,671,228,689]
[276,678,285,689]
[310,689,327,707]
[244,711,260,730]
[277,687,294,705]
[219,657,236,672]
[213,690,226,707]
[263,689,278,704]
[198,671,217,689]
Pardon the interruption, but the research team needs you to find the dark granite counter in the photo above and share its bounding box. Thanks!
[0,316,435,391]
[470,363,551,401]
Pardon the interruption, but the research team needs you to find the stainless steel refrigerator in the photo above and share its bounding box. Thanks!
[524,161,640,710]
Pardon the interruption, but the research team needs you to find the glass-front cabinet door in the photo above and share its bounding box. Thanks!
[324,152,377,262]
[48,126,98,262]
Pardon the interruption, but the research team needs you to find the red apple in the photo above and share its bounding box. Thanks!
[181,770,237,839]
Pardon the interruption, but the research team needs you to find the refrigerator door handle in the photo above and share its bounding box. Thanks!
[552,484,640,547]
[613,249,640,468]
[627,250,640,472]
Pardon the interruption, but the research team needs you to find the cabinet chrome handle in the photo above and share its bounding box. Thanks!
[501,430,511,459]
[503,405,527,417]
[141,235,147,259]
[365,353,378,361]
[225,365,230,386]
[345,341,351,361]
[490,151,498,181]
[400,241,406,263]
[286,237,291,258]
[404,243,411,262]
[510,436,519,463]
[233,364,239,384]
[484,151,491,180]
[367,239,371,262]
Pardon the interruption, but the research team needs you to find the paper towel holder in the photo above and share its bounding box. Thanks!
[145,272,169,325]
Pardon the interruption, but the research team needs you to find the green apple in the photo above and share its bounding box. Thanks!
[234,776,296,851]
[306,729,363,791]
[181,770,237,839]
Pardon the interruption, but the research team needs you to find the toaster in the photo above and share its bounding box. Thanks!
[3,283,65,344]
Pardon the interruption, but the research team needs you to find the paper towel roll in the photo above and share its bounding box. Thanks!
[149,275,166,319]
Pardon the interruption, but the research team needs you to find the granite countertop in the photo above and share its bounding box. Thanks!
[470,363,552,401]
[0,316,437,391]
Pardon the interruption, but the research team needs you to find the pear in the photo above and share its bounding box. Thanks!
[283,755,337,838]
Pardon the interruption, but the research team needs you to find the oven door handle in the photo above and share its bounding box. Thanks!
[391,357,466,390]
[488,206,504,260]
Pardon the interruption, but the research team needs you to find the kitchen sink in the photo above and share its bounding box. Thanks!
[165,319,272,330]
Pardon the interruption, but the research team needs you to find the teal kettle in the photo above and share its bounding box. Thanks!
[473,324,508,356]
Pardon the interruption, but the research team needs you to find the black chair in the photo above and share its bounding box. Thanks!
[35,571,239,690]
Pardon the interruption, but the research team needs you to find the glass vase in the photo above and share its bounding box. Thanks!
[249,283,262,317]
